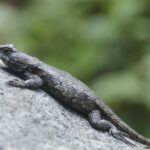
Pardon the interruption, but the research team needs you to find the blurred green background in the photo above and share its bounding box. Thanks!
[0,0,150,137]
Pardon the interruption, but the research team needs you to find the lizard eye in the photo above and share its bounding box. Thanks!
[0,44,16,53]
[3,47,12,53]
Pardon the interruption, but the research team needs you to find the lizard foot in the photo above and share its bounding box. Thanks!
[109,128,135,147]
[7,79,25,88]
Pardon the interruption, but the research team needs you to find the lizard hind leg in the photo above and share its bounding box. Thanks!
[88,110,135,147]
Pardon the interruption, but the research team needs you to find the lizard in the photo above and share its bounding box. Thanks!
[0,44,150,147]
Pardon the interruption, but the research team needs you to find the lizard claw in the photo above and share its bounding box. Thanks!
[119,131,129,137]
[109,128,135,147]
[7,79,24,88]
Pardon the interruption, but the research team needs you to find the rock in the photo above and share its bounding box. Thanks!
[0,61,146,150]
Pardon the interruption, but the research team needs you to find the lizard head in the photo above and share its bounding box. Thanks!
[0,44,39,72]
[0,44,17,56]
[0,44,18,61]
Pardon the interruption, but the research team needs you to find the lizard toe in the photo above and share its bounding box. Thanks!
[6,79,24,88]
[109,128,135,147]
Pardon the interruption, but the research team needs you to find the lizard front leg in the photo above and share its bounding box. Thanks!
[88,110,135,146]
[7,72,43,89]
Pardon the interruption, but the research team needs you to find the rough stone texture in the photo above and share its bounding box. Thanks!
[0,61,147,150]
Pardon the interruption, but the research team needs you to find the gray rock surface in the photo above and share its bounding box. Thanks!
[0,61,146,150]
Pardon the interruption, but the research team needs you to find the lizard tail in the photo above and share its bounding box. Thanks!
[96,99,150,146]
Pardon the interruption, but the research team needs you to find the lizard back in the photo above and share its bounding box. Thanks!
[35,63,100,114]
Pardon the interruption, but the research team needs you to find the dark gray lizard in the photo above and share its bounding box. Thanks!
[0,44,150,147]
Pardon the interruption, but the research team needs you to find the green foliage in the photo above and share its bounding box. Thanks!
[0,0,150,137]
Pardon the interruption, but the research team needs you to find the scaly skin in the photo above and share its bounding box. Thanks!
[0,44,150,147]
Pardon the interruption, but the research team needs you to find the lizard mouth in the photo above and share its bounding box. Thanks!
[0,53,3,59]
